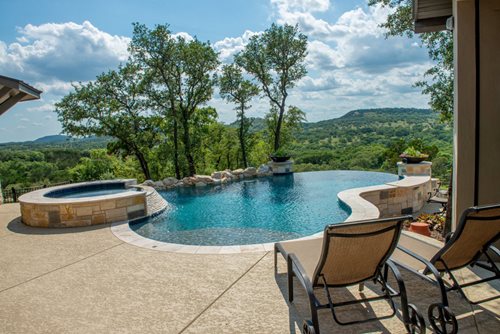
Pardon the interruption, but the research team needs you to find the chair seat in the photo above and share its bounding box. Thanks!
[429,196,448,205]
[276,238,323,280]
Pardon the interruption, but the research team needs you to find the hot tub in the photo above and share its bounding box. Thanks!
[19,179,167,228]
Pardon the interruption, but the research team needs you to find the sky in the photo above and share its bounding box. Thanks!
[0,0,431,143]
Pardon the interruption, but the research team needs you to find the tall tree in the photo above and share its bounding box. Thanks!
[219,64,260,167]
[236,23,308,152]
[130,23,219,176]
[129,24,180,178]
[55,63,158,180]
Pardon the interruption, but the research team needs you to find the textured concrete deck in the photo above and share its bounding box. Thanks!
[0,203,498,333]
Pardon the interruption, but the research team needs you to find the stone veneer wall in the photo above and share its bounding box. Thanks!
[21,194,147,228]
[142,185,169,216]
[360,178,432,217]
[19,182,169,228]
[338,176,432,222]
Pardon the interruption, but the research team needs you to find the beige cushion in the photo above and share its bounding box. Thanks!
[276,238,323,280]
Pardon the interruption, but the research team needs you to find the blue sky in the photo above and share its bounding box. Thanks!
[0,0,431,143]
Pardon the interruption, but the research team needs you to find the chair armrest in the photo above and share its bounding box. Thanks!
[385,259,406,294]
[488,245,500,257]
[445,232,454,243]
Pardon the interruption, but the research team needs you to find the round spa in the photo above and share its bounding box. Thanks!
[19,179,167,228]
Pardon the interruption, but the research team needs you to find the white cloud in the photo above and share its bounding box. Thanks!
[213,30,259,63]
[34,80,74,96]
[0,21,130,82]
[26,103,55,113]
[172,31,194,42]
[271,0,330,14]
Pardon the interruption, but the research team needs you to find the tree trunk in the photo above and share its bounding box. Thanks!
[239,112,248,168]
[180,111,196,176]
[274,105,285,151]
[172,117,181,179]
[443,168,453,237]
[135,151,151,180]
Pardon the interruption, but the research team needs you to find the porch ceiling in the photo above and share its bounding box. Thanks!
[0,75,42,116]
[413,0,453,33]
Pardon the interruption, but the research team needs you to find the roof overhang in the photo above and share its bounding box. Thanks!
[0,75,42,116]
[413,0,453,33]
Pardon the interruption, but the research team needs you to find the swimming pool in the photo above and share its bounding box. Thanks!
[130,171,398,246]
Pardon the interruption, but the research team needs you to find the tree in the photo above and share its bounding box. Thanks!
[219,64,260,167]
[55,63,159,180]
[130,23,219,176]
[236,23,308,152]
[129,24,181,178]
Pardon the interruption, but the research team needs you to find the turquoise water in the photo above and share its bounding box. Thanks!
[56,188,137,198]
[130,170,398,246]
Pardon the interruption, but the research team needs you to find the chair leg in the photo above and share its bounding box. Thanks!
[287,257,294,302]
[274,246,278,273]
[310,303,320,334]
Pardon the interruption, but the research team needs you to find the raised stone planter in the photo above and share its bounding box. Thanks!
[270,160,293,175]
[397,161,432,177]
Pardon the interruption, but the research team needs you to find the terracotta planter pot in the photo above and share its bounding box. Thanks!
[409,222,431,237]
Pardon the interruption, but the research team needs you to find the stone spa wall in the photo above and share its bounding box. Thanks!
[19,180,167,228]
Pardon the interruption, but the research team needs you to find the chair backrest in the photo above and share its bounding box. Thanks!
[431,204,500,271]
[312,216,408,287]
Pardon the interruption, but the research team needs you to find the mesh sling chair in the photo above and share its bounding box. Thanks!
[392,204,500,334]
[274,216,426,334]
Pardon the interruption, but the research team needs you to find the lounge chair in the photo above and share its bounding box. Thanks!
[427,181,448,214]
[393,204,500,334]
[274,216,425,334]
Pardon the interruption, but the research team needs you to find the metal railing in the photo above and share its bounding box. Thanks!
[1,181,71,203]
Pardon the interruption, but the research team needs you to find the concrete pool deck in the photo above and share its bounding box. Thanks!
[0,203,498,333]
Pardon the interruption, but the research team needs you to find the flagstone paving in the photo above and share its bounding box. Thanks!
[0,203,498,333]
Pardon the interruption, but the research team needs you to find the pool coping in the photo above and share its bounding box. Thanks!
[110,174,432,254]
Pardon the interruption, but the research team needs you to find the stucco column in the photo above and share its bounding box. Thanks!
[453,0,500,228]
[453,0,476,228]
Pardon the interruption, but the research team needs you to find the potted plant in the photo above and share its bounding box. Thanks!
[399,146,429,163]
[269,148,291,162]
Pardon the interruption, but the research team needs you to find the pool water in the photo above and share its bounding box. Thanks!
[56,188,137,199]
[130,170,398,246]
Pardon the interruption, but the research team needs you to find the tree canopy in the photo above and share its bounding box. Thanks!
[236,23,308,151]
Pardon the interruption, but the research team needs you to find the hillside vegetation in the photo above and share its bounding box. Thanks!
[0,108,452,190]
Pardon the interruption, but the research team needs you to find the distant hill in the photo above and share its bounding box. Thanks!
[0,135,111,150]
[34,135,69,143]
[228,117,266,132]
